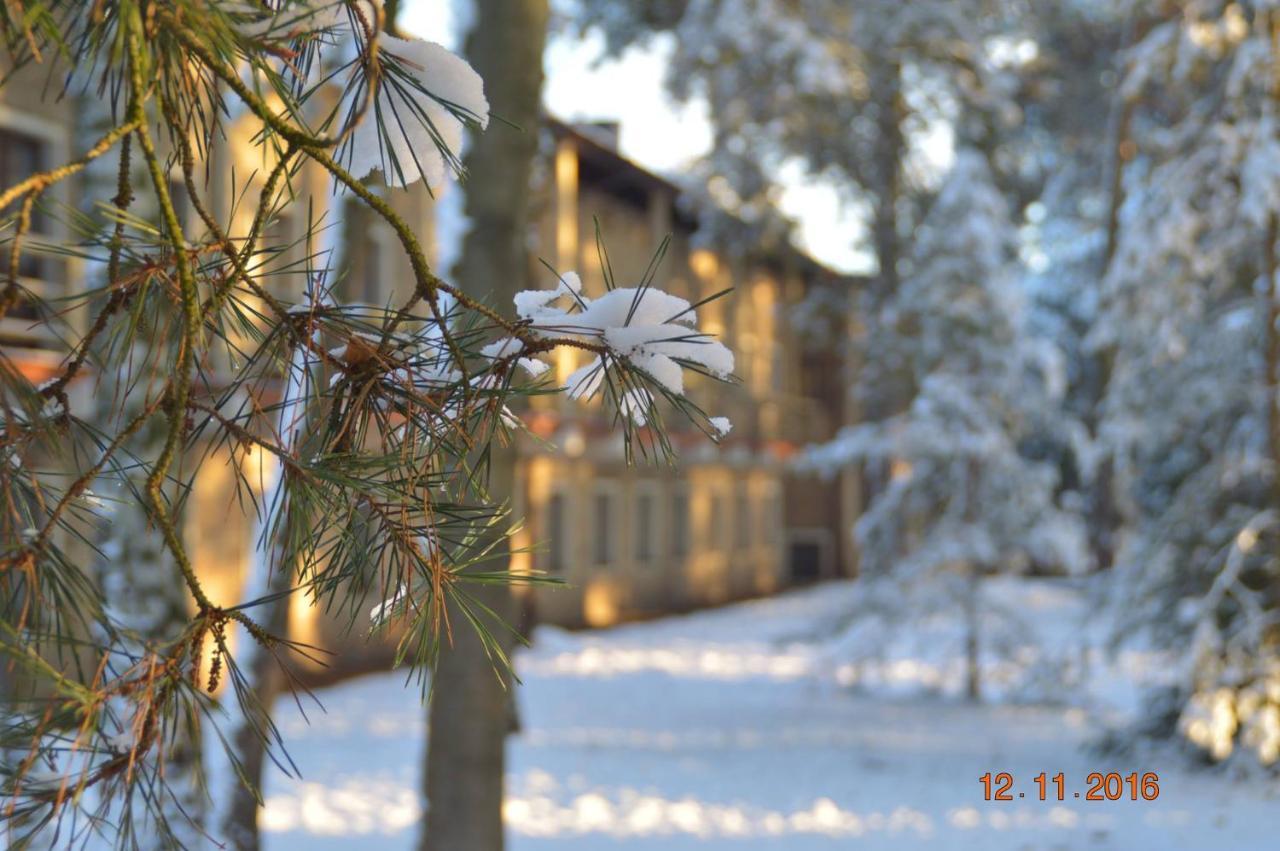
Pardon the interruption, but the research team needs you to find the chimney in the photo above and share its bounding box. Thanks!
[574,120,621,150]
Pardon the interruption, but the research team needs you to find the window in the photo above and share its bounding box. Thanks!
[363,225,383,303]
[593,489,614,565]
[545,492,566,573]
[708,492,724,552]
[768,490,785,546]
[0,128,44,223]
[736,491,750,550]
[738,331,757,390]
[0,128,46,286]
[756,491,771,548]
[257,210,295,279]
[635,490,654,563]
[339,202,385,303]
[670,489,688,557]
[167,178,190,233]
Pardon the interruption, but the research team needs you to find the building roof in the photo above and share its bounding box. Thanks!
[544,114,864,289]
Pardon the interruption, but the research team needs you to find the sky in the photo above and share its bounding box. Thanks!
[399,0,873,274]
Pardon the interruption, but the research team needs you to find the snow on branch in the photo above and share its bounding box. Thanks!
[343,33,489,188]
[505,271,736,433]
[243,0,490,189]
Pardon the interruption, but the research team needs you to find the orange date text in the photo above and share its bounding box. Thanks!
[978,772,1160,802]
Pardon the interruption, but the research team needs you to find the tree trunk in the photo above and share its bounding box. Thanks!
[855,59,906,508]
[1089,15,1134,572]
[963,570,981,702]
[868,58,904,304]
[1261,22,1280,678]
[222,344,314,850]
[1100,13,1133,278]
[101,500,207,848]
[97,368,207,848]
[220,560,292,851]
[1090,5,1161,573]
[419,3,548,850]
[1266,15,1280,522]
[960,460,982,702]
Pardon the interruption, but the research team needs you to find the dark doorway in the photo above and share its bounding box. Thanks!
[789,540,823,583]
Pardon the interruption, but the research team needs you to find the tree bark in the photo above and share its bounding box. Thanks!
[854,59,906,508]
[222,348,313,850]
[961,460,981,702]
[1266,12,1280,534]
[419,2,548,850]
[1099,5,1135,276]
[868,58,903,304]
[220,561,292,851]
[1090,5,1162,572]
[1092,8,1134,570]
[963,570,981,702]
[1086,42,1132,574]
[98,361,207,848]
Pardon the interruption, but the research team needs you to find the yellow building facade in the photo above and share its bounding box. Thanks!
[508,120,856,628]
[1,64,858,683]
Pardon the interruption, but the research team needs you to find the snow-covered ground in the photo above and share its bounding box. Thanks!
[259,579,1279,850]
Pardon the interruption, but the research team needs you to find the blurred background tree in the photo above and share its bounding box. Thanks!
[419,1,549,850]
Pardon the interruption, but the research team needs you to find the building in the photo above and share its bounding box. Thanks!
[506,118,858,628]
[0,63,79,377]
[1,63,860,685]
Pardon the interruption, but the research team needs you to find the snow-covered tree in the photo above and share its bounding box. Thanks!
[1093,0,1280,765]
[1011,0,1139,571]
[571,0,1017,296]
[809,152,1088,699]
[0,2,734,846]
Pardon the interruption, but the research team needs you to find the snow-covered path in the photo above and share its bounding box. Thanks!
[260,581,1278,850]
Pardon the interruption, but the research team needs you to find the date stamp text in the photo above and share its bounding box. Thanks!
[979,772,1160,802]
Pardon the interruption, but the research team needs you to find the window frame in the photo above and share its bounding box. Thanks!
[0,105,71,345]
[591,483,619,568]
[708,488,728,553]
[736,487,751,551]
[669,484,689,558]
[543,489,569,575]
[363,222,393,304]
[633,482,660,565]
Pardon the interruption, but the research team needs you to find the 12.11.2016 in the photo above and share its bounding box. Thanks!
[979,772,1160,802]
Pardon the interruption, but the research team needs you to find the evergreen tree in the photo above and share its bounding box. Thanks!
[810,152,1088,698]
[1094,0,1280,764]
[1008,0,1140,571]
[571,0,1016,297]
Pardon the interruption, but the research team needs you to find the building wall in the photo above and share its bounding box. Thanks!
[0,79,856,688]
[508,122,854,629]
[0,62,80,377]
[0,83,434,686]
